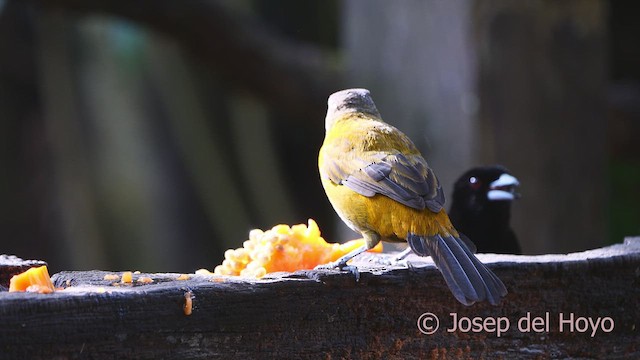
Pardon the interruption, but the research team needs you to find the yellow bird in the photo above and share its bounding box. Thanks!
[317,88,507,305]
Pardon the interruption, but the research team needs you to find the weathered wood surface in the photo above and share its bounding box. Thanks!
[1,238,639,359]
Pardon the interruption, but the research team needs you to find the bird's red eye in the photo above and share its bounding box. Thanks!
[469,176,481,190]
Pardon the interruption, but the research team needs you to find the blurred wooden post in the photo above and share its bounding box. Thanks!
[342,0,608,253]
[474,1,608,253]
[343,0,478,197]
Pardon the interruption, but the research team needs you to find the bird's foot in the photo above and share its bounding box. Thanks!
[373,247,415,268]
[314,244,368,281]
[376,255,415,270]
[315,261,360,282]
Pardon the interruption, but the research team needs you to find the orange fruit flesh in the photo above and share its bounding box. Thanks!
[9,265,55,293]
[214,219,382,278]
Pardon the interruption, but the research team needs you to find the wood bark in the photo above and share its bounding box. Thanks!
[1,238,639,359]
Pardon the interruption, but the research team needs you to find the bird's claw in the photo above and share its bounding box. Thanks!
[314,262,360,282]
[375,255,417,272]
[343,265,360,282]
[405,260,416,272]
[393,259,410,268]
[376,254,408,267]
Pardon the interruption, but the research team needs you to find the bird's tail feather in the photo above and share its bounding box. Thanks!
[407,233,507,306]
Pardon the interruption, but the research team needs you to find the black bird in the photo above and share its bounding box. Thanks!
[449,166,521,254]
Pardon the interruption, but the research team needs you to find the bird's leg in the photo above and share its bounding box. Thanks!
[315,231,380,281]
[374,247,415,269]
[393,247,413,262]
[316,244,368,270]
[369,245,417,270]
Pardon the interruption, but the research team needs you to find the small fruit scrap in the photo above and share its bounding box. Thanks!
[136,276,154,284]
[176,274,190,281]
[183,291,193,316]
[103,274,120,281]
[9,265,55,294]
[214,219,382,278]
[121,271,133,284]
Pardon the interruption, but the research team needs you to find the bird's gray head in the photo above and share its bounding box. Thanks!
[325,88,381,131]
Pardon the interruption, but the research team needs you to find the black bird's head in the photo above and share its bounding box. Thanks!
[450,165,522,254]
[452,166,520,214]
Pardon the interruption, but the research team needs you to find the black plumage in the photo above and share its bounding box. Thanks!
[449,166,521,254]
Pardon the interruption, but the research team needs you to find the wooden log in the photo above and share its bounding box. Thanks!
[1,238,639,359]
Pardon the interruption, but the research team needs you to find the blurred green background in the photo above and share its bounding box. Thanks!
[1,0,638,273]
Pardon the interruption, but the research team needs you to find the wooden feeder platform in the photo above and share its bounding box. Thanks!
[1,238,639,359]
